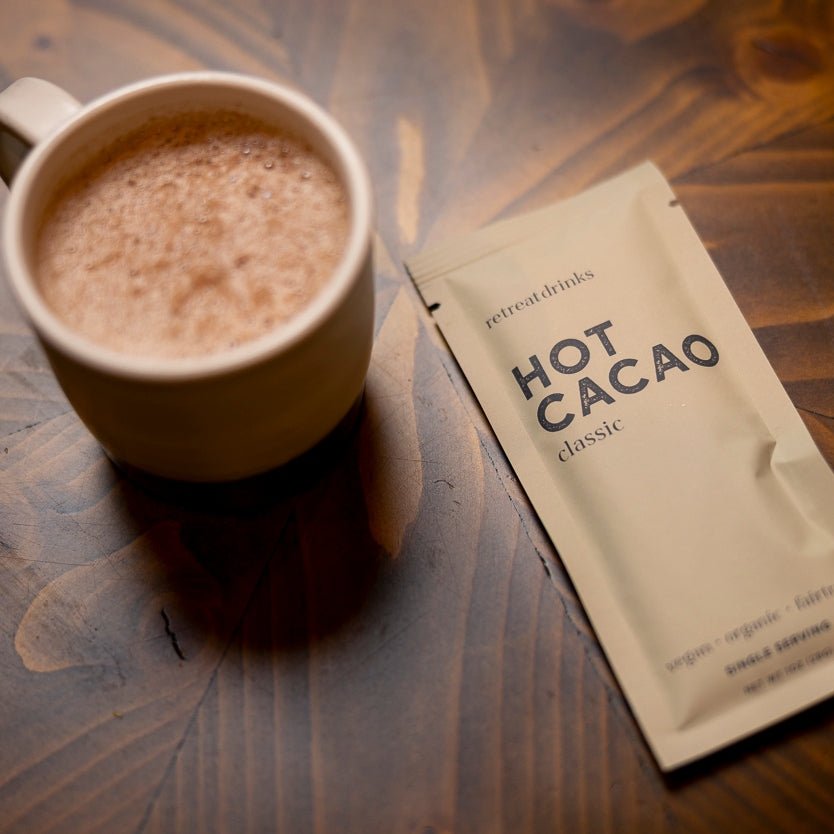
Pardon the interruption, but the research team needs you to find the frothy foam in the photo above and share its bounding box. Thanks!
[35,110,349,359]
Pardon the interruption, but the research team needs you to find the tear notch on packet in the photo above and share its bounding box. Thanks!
[406,162,834,770]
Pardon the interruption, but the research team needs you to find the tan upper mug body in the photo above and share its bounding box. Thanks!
[0,72,374,481]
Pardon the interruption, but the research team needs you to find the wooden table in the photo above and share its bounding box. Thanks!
[1,2,833,832]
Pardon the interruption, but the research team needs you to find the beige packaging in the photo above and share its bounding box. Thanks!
[406,162,834,770]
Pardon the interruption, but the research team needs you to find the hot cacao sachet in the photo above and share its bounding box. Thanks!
[406,162,834,770]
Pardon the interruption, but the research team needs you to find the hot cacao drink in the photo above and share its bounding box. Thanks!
[35,109,349,359]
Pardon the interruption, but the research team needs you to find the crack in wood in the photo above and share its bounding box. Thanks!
[160,608,186,661]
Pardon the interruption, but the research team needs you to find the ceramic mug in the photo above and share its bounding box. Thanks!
[0,72,374,481]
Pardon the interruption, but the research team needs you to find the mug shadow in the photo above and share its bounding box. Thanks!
[110,395,389,657]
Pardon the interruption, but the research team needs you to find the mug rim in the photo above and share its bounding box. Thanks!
[2,71,373,382]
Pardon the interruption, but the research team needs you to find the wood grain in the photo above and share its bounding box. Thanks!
[1,2,833,833]
[676,120,834,465]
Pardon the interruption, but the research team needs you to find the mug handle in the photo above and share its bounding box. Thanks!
[0,78,81,185]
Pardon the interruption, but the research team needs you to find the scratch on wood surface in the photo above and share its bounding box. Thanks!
[396,116,424,245]
[360,288,422,555]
